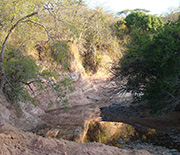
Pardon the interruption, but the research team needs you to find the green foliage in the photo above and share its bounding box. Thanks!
[2,45,39,103]
[1,44,74,107]
[124,12,164,31]
[112,15,180,113]
[47,77,74,107]
[144,18,180,112]
[0,0,120,108]
[113,20,130,42]
[46,41,70,71]
[114,12,164,39]
[40,69,58,78]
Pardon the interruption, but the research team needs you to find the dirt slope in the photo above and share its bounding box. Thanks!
[0,124,151,155]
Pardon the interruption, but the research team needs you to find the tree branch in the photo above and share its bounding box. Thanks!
[4,77,15,90]
[23,20,50,42]
[0,12,38,64]
[0,12,38,91]
[20,79,43,92]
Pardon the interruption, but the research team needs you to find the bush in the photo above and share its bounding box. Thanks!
[112,15,180,113]
[2,45,39,103]
[2,44,74,107]
[45,41,70,71]
[124,12,164,31]
[114,11,164,46]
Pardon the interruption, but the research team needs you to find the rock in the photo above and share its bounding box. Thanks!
[69,70,80,82]
[0,104,11,125]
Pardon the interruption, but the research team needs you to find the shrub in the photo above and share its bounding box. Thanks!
[124,11,164,32]
[2,45,39,103]
[45,41,70,71]
[112,15,180,113]
[2,44,74,107]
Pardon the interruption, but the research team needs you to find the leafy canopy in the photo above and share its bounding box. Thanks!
[112,12,180,113]
[124,11,164,31]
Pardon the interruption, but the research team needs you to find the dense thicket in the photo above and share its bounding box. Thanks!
[112,11,180,113]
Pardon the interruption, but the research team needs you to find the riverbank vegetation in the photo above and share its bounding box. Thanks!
[112,7,180,113]
[0,0,180,113]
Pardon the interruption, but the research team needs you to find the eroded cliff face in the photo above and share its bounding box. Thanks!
[0,65,119,134]
[0,69,152,155]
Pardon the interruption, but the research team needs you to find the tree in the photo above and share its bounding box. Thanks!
[0,0,73,104]
[161,6,180,23]
[2,45,39,103]
[111,14,180,113]
[124,11,164,31]
[0,0,47,91]
[114,11,164,45]
[0,0,120,104]
[42,0,86,40]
